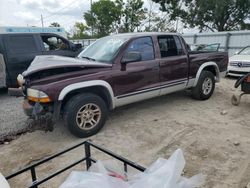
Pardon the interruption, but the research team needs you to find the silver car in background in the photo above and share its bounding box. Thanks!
[227,46,250,77]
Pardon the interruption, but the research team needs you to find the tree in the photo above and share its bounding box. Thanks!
[121,0,146,32]
[152,0,250,32]
[84,0,122,37]
[142,0,175,32]
[49,22,61,27]
[71,22,90,39]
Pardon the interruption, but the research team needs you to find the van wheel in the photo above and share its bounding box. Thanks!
[191,71,215,100]
[64,93,108,138]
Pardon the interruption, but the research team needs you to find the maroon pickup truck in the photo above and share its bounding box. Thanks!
[16,32,228,137]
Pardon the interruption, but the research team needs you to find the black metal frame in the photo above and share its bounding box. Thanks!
[5,140,145,188]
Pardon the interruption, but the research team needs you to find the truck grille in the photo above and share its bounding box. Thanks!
[230,61,250,68]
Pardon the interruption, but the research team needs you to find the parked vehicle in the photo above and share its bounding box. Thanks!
[0,33,82,87]
[227,46,250,77]
[14,32,228,137]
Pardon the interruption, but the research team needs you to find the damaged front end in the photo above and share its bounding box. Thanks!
[9,74,59,132]
[21,86,61,132]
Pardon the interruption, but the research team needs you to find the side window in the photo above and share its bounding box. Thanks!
[8,35,38,54]
[174,36,184,55]
[126,37,154,61]
[41,36,69,51]
[158,35,183,58]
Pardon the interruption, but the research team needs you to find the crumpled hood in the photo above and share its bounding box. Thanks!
[230,55,250,62]
[23,55,112,77]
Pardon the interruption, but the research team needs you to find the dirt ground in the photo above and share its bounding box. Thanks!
[0,77,250,188]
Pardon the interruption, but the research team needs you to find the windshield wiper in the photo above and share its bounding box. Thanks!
[81,56,96,61]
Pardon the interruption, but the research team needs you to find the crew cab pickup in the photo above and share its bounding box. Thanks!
[16,32,228,138]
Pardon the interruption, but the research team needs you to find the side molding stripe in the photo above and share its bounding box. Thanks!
[117,80,186,99]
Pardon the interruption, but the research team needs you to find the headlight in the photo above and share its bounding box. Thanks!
[17,74,25,86]
[27,88,51,103]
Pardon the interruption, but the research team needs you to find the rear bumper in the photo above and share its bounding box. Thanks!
[8,87,23,97]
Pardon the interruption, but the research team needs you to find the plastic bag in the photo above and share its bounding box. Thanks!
[129,149,204,188]
[0,173,10,188]
[60,149,205,188]
[59,171,129,188]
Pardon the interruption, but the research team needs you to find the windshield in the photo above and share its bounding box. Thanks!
[78,36,128,63]
[239,46,250,55]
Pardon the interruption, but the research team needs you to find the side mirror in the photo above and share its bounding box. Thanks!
[73,43,82,51]
[75,43,82,49]
[121,51,142,63]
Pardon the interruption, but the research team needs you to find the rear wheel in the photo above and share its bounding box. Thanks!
[191,71,215,100]
[64,93,108,138]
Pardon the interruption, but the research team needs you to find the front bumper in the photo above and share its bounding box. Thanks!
[22,100,34,116]
[227,66,250,77]
[22,100,62,121]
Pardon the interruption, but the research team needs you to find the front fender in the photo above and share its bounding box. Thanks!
[58,80,115,109]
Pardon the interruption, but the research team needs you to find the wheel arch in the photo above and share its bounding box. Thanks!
[58,80,115,110]
[193,62,220,87]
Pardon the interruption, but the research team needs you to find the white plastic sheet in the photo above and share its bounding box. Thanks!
[0,173,10,188]
[60,149,205,188]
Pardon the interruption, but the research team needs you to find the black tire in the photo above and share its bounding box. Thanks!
[63,93,108,138]
[191,71,215,100]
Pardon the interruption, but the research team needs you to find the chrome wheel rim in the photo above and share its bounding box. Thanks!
[202,77,213,95]
[76,103,101,130]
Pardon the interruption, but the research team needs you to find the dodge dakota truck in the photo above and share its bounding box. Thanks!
[16,32,228,138]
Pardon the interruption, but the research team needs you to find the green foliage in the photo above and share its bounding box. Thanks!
[49,22,61,27]
[142,0,175,32]
[70,22,92,39]
[84,0,122,37]
[83,0,148,36]
[121,0,146,32]
[152,0,250,32]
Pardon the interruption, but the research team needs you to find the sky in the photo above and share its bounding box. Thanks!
[0,0,194,34]
[0,0,91,29]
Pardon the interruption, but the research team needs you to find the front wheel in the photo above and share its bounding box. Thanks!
[63,93,108,138]
[191,71,215,100]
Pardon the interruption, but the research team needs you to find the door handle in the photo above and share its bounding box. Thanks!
[152,66,159,71]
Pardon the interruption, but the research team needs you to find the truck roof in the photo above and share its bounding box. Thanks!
[109,32,181,38]
[0,26,66,38]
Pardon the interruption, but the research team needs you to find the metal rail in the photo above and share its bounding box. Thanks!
[5,140,145,188]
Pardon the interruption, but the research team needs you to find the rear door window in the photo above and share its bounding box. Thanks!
[158,35,184,58]
[7,35,39,54]
[126,37,155,61]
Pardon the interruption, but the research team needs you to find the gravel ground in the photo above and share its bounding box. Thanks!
[0,89,28,140]
[1,77,250,188]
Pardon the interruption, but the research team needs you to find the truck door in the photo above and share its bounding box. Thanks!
[113,36,160,107]
[3,34,42,86]
[158,35,189,95]
[40,34,79,57]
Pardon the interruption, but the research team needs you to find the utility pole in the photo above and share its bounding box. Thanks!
[90,0,93,36]
[41,14,44,27]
